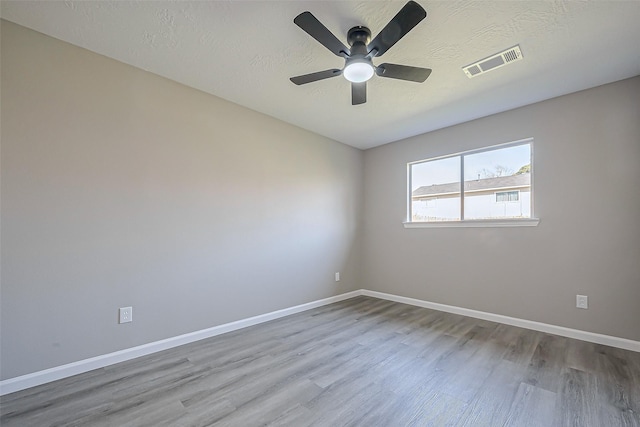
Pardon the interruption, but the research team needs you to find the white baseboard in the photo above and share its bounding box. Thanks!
[361,289,640,353]
[0,290,361,396]
[3,288,638,396]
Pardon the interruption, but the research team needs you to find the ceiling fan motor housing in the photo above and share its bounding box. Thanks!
[347,26,371,47]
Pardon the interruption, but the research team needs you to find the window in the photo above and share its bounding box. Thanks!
[496,191,519,202]
[408,139,535,226]
[425,198,437,208]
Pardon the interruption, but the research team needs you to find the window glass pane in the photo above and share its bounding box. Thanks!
[411,156,460,221]
[463,144,531,220]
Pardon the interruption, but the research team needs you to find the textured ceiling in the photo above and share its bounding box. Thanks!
[2,1,639,150]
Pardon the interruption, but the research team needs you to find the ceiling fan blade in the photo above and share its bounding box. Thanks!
[376,63,431,82]
[294,12,349,57]
[368,1,427,57]
[290,69,342,85]
[352,82,366,105]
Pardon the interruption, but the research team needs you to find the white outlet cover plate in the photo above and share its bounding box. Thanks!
[119,307,133,323]
[576,295,588,309]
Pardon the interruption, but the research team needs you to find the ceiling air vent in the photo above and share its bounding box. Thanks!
[463,45,523,78]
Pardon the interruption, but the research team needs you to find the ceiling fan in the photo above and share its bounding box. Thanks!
[290,1,432,105]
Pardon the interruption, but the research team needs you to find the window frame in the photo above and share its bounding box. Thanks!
[405,138,539,228]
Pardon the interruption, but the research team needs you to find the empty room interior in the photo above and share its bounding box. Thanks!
[1,1,639,426]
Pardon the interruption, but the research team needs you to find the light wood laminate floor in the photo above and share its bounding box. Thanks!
[1,296,639,426]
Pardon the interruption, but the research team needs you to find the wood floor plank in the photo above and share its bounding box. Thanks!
[265,403,313,427]
[594,347,640,427]
[2,296,639,427]
[554,367,599,427]
[523,333,568,392]
[211,378,322,427]
[180,394,236,426]
[503,382,557,427]
[397,387,468,427]
[457,359,524,427]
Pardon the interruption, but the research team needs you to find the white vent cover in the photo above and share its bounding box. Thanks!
[463,45,523,78]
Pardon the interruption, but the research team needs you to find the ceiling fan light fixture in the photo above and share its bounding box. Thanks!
[343,60,374,83]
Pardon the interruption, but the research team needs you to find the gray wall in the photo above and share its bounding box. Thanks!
[0,21,363,380]
[363,76,640,342]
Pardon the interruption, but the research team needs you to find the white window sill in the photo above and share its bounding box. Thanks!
[403,218,540,228]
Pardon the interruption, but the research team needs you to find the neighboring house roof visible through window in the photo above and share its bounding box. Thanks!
[412,173,530,198]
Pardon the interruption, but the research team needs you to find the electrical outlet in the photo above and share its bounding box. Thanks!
[576,295,588,309]
[119,306,133,323]
[335,272,340,282]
